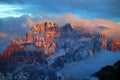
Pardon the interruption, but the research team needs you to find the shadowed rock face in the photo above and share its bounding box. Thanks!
[92,60,120,80]
[60,23,79,40]
[61,23,74,33]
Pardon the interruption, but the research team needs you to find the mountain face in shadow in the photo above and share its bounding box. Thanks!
[92,60,120,80]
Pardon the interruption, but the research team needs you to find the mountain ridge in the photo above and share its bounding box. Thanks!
[0,21,120,62]
[0,21,120,80]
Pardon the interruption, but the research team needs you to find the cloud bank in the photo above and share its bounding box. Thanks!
[0,14,120,53]
[0,0,120,22]
[59,50,120,79]
[23,13,120,39]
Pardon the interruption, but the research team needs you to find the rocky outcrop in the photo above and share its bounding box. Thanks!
[0,61,61,80]
[1,21,59,61]
[111,40,120,52]
[92,33,108,52]
[1,22,120,63]
[50,24,95,64]
[0,22,120,80]
[92,60,120,80]
[60,23,79,40]
[1,40,25,57]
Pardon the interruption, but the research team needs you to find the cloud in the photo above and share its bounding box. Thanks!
[20,13,120,39]
[22,17,34,28]
[0,4,32,18]
[0,32,9,54]
[0,16,30,53]
[0,13,120,41]
[0,32,8,44]
[0,13,120,54]
[0,0,120,21]
[0,32,8,39]
[59,51,120,79]
[92,19,120,39]
[97,26,110,30]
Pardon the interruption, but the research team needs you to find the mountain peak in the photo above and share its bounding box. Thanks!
[1,21,59,58]
[62,23,74,33]
[30,21,58,34]
[1,21,120,63]
[59,23,79,41]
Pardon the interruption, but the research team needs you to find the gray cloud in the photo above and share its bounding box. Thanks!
[97,26,110,30]
[0,15,30,53]
[0,0,120,21]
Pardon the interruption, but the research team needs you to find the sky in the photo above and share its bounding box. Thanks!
[0,0,120,53]
[0,0,120,22]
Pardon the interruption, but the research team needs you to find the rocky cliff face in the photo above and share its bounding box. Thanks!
[1,22,60,61]
[0,22,120,80]
[48,24,112,66]
[92,33,108,52]
[111,40,120,52]
[1,22,120,62]
[92,60,120,80]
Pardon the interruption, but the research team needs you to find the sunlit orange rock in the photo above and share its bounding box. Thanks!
[100,33,108,50]
[111,40,120,51]
[2,41,25,57]
[1,21,59,61]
